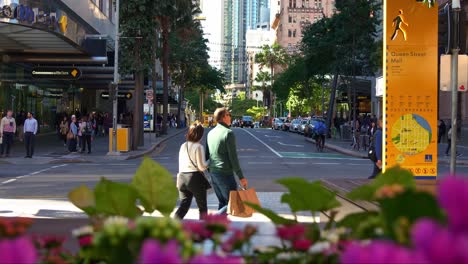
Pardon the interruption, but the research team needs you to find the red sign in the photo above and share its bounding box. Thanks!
[459,85,466,92]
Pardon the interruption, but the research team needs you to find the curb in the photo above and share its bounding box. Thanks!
[125,128,188,160]
[305,138,368,159]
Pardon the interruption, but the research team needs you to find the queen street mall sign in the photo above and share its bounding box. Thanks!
[32,67,81,80]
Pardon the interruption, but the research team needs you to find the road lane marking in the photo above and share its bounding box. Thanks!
[242,129,283,158]
[313,162,341,165]
[278,142,304,147]
[1,164,69,186]
[265,135,282,138]
[1,179,16,184]
[282,162,307,165]
[248,161,273,165]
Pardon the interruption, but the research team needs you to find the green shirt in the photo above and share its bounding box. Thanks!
[205,122,245,179]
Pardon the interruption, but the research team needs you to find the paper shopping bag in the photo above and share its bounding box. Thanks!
[228,188,261,218]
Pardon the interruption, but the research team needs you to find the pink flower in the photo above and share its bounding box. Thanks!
[189,254,243,264]
[203,214,231,234]
[341,241,428,264]
[276,224,306,241]
[183,221,213,241]
[412,219,468,264]
[0,237,37,264]
[139,239,181,264]
[293,239,312,251]
[78,235,93,248]
[221,229,245,252]
[437,176,468,234]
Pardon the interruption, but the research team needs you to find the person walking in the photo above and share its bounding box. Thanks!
[445,126,462,157]
[438,119,446,143]
[368,118,383,179]
[68,115,78,152]
[81,115,94,154]
[175,123,210,220]
[206,107,248,214]
[23,112,38,158]
[59,116,69,146]
[0,110,16,158]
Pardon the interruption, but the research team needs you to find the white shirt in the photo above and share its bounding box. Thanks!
[178,142,209,173]
[24,118,38,135]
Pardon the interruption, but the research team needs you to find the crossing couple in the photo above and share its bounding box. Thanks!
[175,107,248,219]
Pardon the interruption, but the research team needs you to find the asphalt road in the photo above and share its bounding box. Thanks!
[1,127,467,200]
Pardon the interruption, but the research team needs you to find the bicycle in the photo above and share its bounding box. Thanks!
[314,133,325,152]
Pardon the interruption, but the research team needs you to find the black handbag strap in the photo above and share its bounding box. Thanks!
[186,142,199,171]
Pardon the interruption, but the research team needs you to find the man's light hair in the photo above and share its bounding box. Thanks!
[214,107,229,122]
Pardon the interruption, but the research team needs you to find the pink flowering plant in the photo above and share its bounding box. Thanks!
[2,157,463,263]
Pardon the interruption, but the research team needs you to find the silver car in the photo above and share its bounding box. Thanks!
[297,119,308,134]
[289,119,301,133]
[272,118,284,130]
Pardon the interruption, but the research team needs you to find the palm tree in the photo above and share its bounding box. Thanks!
[154,0,192,134]
[255,43,288,116]
[254,71,271,107]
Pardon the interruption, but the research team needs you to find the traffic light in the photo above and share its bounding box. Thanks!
[439,4,451,53]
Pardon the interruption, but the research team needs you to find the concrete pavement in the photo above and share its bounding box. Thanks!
[0,127,187,165]
[309,136,468,166]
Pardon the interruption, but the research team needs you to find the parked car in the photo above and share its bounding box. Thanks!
[289,119,301,133]
[304,118,327,137]
[272,118,284,130]
[297,119,309,134]
[282,119,291,131]
[241,116,254,128]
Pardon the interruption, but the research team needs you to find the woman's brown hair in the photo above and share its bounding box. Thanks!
[186,122,204,142]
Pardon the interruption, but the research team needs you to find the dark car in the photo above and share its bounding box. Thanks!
[241,116,254,128]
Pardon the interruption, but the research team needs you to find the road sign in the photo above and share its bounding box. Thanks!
[32,67,81,80]
[146,90,154,101]
[101,92,132,100]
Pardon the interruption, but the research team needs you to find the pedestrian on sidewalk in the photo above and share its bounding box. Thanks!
[23,112,38,158]
[78,116,86,152]
[68,115,78,152]
[81,115,94,154]
[175,122,210,220]
[0,110,16,158]
[206,107,248,215]
[445,126,462,157]
[16,111,25,142]
[438,119,446,143]
[59,116,69,146]
[368,118,382,179]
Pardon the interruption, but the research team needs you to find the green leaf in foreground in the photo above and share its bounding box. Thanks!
[276,178,341,212]
[132,157,178,216]
[245,202,295,225]
[68,185,96,215]
[347,166,416,201]
[95,178,142,218]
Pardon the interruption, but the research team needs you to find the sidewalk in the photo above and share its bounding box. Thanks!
[309,136,468,165]
[0,127,187,165]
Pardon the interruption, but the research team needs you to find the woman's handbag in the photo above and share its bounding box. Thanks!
[186,143,211,189]
[67,131,74,140]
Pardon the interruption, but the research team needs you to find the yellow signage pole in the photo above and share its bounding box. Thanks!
[383,0,438,179]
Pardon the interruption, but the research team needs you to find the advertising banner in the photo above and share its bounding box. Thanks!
[384,0,438,178]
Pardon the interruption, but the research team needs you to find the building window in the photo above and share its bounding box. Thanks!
[288,16,292,23]
[288,29,292,37]
[293,29,296,37]
[289,0,292,7]
[293,0,297,8]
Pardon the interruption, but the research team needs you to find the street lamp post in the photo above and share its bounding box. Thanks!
[450,0,461,174]
[110,0,120,154]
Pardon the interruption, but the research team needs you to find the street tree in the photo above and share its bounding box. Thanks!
[120,0,156,149]
[170,4,209,128]
[254,71,271,107]
[154,0,193,134]
[301,0,380,129]
[255,43,288,115]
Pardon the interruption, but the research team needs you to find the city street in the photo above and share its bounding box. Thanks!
[1,128,467,203]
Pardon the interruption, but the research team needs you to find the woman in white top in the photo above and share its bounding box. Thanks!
[175,123,210,220]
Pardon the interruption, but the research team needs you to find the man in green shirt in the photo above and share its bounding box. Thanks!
[206,107,248,214]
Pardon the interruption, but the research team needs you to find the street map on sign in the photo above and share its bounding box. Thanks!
[391,114,432,155]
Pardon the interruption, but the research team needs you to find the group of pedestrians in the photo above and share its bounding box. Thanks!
[0,110,38,158]
[58,114,96,154]
[175,107,248,219]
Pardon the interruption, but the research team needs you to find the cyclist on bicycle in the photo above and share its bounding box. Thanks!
[312,120,327,150]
